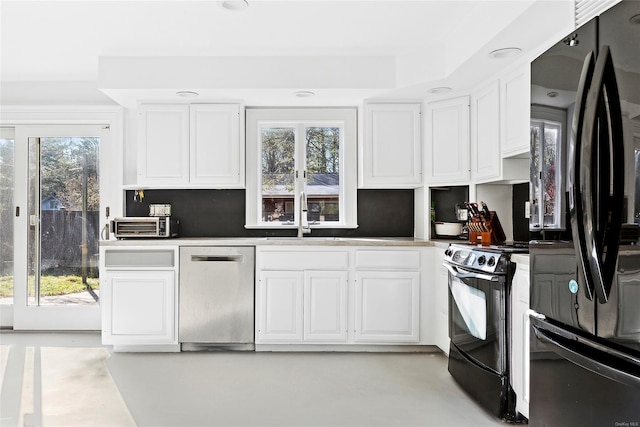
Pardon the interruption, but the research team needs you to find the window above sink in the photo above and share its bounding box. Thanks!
[245,108,358,230]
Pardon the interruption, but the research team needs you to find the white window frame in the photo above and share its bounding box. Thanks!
[245,108,357,229]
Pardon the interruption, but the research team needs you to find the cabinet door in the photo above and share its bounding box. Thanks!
[434,248,450,354]
[102,270,176,345]
[354,271,420,343]
[257,271,304,343]
[500,66,531,157]
[361,103,422,188]
[472,82,501,182]
[137,104,190,185]
[189,104,243,187]
[511,261,530,419]
[303,270,348,342]
[425,96,470,184]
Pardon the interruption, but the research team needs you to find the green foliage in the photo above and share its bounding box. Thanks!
[40,137,100,211]
[306,127,339,174]
[262,128,295,192]
[0,275,99,298]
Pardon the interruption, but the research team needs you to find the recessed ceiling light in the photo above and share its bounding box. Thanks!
[176,91,199,98]
[547,91,559,98]
[427,86,452,94]
[294,91,315,98]
[630,14,640,25]
[488,47,522,59]
[220,0,249,11]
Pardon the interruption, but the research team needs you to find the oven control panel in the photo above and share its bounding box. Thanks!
[443,245,505,274]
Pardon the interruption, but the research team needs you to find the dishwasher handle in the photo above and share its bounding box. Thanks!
[190,255,244,262]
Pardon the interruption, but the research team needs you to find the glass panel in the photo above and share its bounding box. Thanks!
[28,136,100,306]
[0,131,14,305]
[530,120,563,230]
[261,127,296,223]
[542,124,561,227]
[530,124,541,229]
[306,127,340,223]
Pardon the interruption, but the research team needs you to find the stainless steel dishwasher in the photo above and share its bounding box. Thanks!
[179,246,255,351]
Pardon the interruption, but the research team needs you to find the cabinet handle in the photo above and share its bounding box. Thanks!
[191,255,243,262]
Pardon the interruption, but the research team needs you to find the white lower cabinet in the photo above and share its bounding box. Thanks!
[304,270,349,342]
[258,271,304,342]
[511,256,530,419]
[257,269,348,343]
[256,249,349,344]
[354,271,420,343]
[101,247,178,350]
[433,247,449,354]
[255,246,426,348]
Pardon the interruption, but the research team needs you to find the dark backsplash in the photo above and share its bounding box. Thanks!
[512,183,529,242]
[125,189,414,238]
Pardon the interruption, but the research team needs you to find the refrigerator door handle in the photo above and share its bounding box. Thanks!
[532,323,640,390]
[568,51,596,301]
[580,45,625,304]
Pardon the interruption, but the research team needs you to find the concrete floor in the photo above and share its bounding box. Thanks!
[0,331,507,427]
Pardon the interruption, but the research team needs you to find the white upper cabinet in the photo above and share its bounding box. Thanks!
[189,104,243,187]
[138,104,190,186]
[360,103,422,188]
[425,96,470,184]
[137,103,243,188]
[500,65,531,158]
[471,81,501,182]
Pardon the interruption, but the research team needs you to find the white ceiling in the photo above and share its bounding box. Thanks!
[0,0,574,106]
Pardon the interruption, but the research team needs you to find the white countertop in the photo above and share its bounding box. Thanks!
[100,237,435,247]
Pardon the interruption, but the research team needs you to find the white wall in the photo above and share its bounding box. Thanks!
[476,183,514,242]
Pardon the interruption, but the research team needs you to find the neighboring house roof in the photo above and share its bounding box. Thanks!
[263,173,339,196]
[41,195,64,211]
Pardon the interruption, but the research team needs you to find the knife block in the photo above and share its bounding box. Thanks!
[468,211,506,245]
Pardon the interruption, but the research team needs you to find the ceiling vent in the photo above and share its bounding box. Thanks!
[575,0,622,27]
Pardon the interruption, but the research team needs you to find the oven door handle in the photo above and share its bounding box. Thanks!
[443,263,499,282]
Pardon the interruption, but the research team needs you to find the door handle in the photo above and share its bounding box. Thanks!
[568,51,596,301]
[579,45,625,304]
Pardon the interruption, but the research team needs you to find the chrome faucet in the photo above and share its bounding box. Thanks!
[298,191,311,238]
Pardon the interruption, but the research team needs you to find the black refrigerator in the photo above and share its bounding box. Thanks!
[529,1,640,426]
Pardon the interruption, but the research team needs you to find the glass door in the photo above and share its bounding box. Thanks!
[0,128,15,327]
[14,125,109,330]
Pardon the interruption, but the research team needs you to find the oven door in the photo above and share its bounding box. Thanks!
[444,262,506,374]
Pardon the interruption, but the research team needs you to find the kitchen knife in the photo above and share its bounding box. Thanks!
[481,201,491,220]
[470,202,481,217]
[464,202,475,219]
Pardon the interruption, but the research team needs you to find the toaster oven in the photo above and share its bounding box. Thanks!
[111,217,179,239]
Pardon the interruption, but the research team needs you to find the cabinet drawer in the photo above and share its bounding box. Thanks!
[104,249,176,269]
[260,251,349,271]
[355,250,420,270]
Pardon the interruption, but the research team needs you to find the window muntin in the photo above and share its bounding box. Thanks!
[246,108,357,229]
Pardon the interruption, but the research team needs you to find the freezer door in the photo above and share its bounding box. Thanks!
[598,248,640,352]
[529,316,640,427]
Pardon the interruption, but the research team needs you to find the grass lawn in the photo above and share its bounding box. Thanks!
[0,275,99,298]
